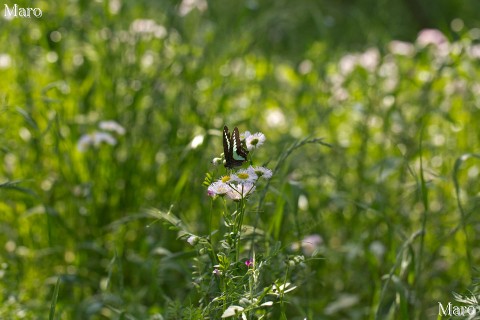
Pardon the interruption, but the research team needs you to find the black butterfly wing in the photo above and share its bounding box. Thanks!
[232,127,249,160]
[223,126,232,165]
[223,126,248,168]
[223,126,235,168]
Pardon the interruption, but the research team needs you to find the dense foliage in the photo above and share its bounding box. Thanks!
[1,1,480,319]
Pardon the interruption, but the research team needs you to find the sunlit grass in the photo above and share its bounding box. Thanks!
[1,1,480,319]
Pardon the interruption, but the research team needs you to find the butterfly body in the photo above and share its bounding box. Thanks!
[223,126,249,168]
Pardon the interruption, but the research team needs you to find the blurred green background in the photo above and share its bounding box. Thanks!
[1,0,480,319]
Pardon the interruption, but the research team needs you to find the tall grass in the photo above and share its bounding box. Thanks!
[1,1,480,319]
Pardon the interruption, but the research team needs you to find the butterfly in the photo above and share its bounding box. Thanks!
[223,125,249,169]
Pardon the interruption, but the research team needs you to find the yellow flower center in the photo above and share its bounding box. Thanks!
[221,175,231,183]
[237,173,249,180]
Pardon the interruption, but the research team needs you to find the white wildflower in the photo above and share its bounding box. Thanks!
[247,166,272,180]
[240,131,251,141]
[77,132,117,152]
[231,169,257,184]
[207,181,229,197]
[245,132,266,151]
[99,120,126,135]
[77,134,93,152]
[92,132,117,146]
[226,183,255,200]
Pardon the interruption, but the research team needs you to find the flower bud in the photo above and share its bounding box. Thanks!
[187,235,199,246]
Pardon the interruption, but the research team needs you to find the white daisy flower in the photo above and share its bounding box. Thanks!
[207,181,229,197]
[240,131,252,141]
[247,166,272,180]
[226,183,256,200]
[99,120,126,135]
[77,132,117,152]
[92,132,117,147]
[245,132,266,151]
[77,134,93,152]
[231,169,257,184]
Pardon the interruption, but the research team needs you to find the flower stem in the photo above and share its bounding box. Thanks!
[280,265,290,319]
[235,197,245,262]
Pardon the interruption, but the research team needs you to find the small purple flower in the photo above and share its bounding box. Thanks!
[245,259,252,268]
[213,268,222,276]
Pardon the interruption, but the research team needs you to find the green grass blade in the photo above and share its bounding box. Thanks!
[49,277,61,320]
